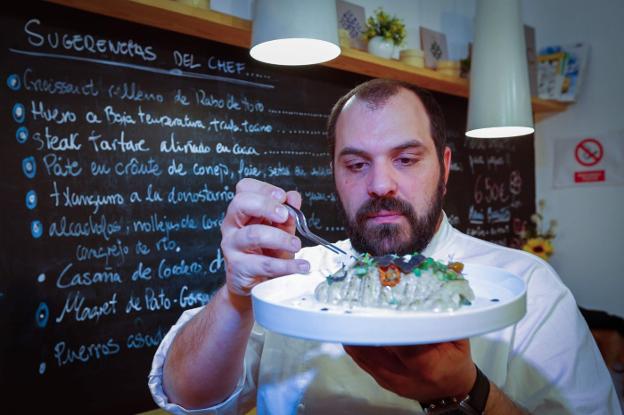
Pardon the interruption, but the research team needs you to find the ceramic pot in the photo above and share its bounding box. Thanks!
[367,36,394,59]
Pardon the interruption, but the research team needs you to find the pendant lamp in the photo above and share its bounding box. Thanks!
[250,0,341,66]
[466,0,534,138]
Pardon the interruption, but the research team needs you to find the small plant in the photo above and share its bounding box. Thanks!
[364,8,406,47]
[521,199,557,261]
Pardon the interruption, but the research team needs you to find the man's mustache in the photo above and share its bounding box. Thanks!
[355,196,415,223]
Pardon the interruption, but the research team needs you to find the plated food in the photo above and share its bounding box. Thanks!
[252,262,526,344]
[315,253,475,312]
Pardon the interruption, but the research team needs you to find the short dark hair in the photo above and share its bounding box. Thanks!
[326,79,447,163]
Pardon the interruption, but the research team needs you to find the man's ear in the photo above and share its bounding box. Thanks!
[443,146,452,185]
[618,333,624,364]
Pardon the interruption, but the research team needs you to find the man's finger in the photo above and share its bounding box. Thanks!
[285,190,302,209]
[235,177,288,200]
[388,340,469,367]
[343,346,405,376]
[229,252,310,280]
[387,344,438,366]
[223,191,290,229]
[343,346,410,393]
[229,224,301,254]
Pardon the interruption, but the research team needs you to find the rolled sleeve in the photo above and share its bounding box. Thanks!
[148,307,264,415]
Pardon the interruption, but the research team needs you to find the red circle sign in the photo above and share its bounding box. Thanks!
[575,138,603,167]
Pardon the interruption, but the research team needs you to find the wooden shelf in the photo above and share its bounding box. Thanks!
[48,0,568,119]
[328,48,569,118]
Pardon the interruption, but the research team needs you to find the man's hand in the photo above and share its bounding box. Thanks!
[220,178,310,301]
[343,340,476,402]
[163,179,311,408]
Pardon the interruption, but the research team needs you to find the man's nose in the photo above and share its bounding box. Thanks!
[367,163,397,198]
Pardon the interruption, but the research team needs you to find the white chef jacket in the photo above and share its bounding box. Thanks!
[149,215,622,414]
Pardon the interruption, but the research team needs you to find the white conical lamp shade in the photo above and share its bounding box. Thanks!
[467,0,534,138]
[251,0,341,66]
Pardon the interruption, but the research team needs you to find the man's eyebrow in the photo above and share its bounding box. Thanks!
[337,140,426,158]
[337,147,369,158]
[392,140,426,152]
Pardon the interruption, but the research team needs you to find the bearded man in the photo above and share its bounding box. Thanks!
[149,79,620,414]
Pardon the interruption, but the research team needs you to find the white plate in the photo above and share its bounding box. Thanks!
[251,263,527,345]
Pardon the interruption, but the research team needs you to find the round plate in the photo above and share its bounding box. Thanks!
[251,263,527,345]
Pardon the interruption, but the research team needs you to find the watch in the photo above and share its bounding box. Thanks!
[421,366,490,415]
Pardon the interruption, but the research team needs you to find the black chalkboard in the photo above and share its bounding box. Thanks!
[0,2,534,414]
[440,94,536,248]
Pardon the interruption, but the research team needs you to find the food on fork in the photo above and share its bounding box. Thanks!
[315,253,474,311]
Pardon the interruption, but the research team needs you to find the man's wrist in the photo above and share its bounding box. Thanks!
[221,285,253,314]
[421,365,490,414]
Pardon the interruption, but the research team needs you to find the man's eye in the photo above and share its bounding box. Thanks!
[347,162,367,172]
[396,157,416,166]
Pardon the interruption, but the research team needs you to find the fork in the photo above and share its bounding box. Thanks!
[283,202,355,259]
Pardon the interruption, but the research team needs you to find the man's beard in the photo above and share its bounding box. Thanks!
[337,177,445,256]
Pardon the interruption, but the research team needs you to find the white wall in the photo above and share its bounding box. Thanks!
[212,0,624,316]
[522,0,624,317]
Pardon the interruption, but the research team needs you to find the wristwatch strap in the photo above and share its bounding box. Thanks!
[421,365,490,414]
[463,366,490,413]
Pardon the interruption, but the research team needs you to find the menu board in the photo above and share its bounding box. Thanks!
[0,2,534,413]
[440,93,536,249]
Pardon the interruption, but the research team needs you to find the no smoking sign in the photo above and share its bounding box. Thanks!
[573,138,605,183]
[575,138,603,167]
[554,133,623,187]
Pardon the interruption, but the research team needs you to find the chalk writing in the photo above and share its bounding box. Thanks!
[53,338,121,367]
[160,133,212,154]
[131,213,198,237]
[207,56,245,74]
[50,181,125,213]
[56,262,123,289]
[108,82,164,103]
[88,130,149,152]
[30,100,77,124]
[23,68,99,96]
[55,291,119,323]
[48,215,122,240]
[33,127,81,151]
[24,18,157,61]
[126,326,165,349]
[157,258,203,279]
[166,184,234,204]
[138,106,206,129]
[74,239,129,266]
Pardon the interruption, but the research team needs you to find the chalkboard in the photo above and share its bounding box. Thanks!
[440,94,536,248]
[0,2,534,414]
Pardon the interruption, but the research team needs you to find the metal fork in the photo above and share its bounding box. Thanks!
[283,202,352,257]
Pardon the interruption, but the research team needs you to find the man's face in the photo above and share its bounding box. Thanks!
[334,89,451,256]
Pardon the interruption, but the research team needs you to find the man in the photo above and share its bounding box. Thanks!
[581,307,624,408]
[149,79,621,414]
